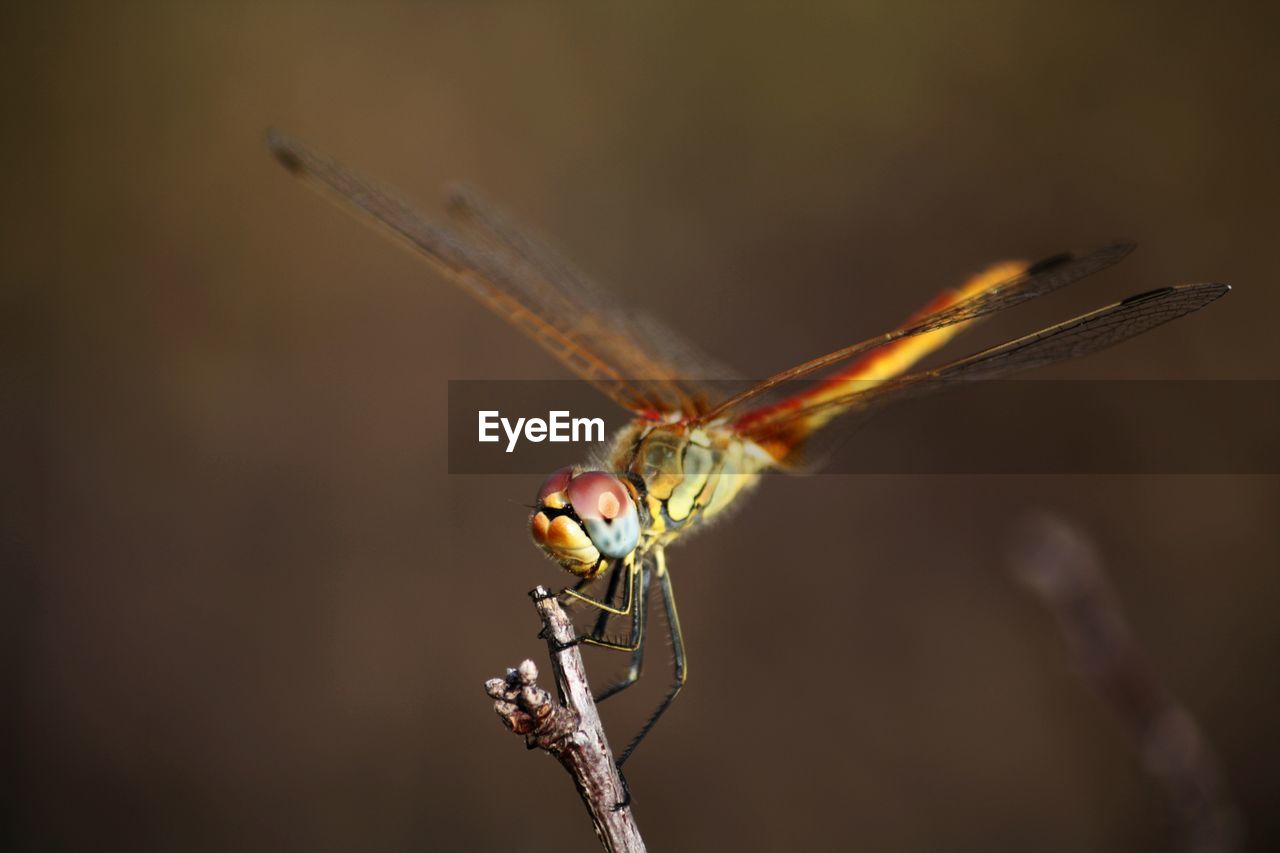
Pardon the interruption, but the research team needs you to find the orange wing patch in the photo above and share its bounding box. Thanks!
[735,260,1026,449]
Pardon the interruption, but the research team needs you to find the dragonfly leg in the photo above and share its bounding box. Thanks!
[548,563,622,640]
[558,557,637,617]
[544,559,647,654]
[590,559,627,638]
[538,572,606,651]
[577,558,646,654]
[594,561,652,705]
[616,549,686,767]
[612,768,633,811]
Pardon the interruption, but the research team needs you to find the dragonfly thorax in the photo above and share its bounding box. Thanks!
[619,421,771,544]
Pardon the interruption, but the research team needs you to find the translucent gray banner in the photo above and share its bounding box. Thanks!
[447,380,1279,474]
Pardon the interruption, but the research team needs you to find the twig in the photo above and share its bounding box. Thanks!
[485,586,646,853]
[1007,512,1240,853]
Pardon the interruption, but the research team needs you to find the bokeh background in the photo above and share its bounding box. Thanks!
[4,2,1278,851]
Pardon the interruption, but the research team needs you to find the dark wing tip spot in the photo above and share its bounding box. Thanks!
[1025,252,1073,275]
[442,182,477,214]
[1120,287,1173,305]
[265,129,305,175]
[1028,242,1136,277]
[1119,282,1230,307]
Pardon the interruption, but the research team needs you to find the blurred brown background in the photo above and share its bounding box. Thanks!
[4,2,1278,851]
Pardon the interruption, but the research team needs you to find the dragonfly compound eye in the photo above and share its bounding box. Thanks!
[566,472,640,559]
[535,465,576,508]
[530,468,639,573]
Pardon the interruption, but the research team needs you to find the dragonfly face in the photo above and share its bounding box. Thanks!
[530,467,642,578]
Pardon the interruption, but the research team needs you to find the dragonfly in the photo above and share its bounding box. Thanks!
[267,130,1229,766]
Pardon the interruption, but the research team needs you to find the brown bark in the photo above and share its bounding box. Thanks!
[485,587,646,853]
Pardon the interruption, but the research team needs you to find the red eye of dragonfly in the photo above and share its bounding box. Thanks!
[536,466,575,504]
[566,471,630,521]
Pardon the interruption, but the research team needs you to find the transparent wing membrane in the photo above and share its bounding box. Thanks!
[444,184,739,414]
[699,243,1136,425]
[268,131,730,416]
[743,282,1231,455]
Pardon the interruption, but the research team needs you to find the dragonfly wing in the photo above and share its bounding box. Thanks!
[729,258,1028,435]
[921,282,1229,381]
[698,243,1136,425]
[444,184,740,415]
[742,282,1230,461]
[269,131,728,416]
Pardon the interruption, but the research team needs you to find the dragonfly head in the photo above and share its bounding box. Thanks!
[530,467,641,577]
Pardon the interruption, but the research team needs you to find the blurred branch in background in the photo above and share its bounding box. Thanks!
[485,587,645,853]
[1007,513,1240,853]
